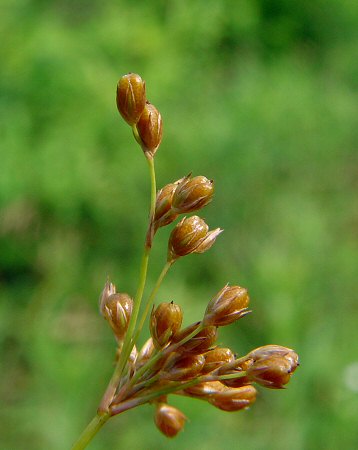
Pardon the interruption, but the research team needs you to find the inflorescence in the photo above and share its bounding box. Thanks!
[73,73,299,447]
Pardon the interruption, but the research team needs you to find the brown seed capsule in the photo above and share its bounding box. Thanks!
[172,175,214,214]
[154,403,187,438]
[154,183,178,222]
[150,302,183,349]
[184,380,226,398]
[202,347,235,373]
[116,73,146,125]
[209,385,257,412]
[102,293,133,341]
[136,101,163,155]
[160,354,205,381]
[173,323,218,354]
[203,284,250,327]
[167,216,208,260]
[247,345,299,371]
[153,178,185,230]
[246,356,296,389]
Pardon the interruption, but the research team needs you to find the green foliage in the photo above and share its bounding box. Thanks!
[1,0,357,448]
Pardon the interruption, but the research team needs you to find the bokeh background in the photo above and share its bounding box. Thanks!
[1,1,357,449]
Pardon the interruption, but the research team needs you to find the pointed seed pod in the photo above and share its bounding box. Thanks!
[154,403,187,438]
[209,385,257,411]
[246,355,297,389]
[172,175,214,214]
[116,73,146,125]
[150,302,183,349]
[160,354,205,381]
[203,284,250,327]
[202,347,235,373]
[136,101,163,155]
[167,216,208,260]
[102,293,133,341]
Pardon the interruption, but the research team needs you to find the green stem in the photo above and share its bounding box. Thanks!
[115,156,157,382]
[132,260,173,348]
[71,413,109,450]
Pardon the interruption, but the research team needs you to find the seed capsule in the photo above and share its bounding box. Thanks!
[102,292,133,341]
[172,175,214,214]
[246,355,298,389]
[136,101,163,155]
[154,403,187,438]
[184,380,226,398]
[247,345,299,370]
[202,347,235,373]
[203,284,250,327]
[168,216,208,260]
[116,73,146,125]
[150,302,183,349]
[209,385,257,411]
[153,178,185,230]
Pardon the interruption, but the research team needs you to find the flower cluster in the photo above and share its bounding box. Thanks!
[72,73,299,449]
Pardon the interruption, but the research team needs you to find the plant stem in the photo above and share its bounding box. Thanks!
[115,156,157,382]
[71,413,109,450]
[132,260,173,348]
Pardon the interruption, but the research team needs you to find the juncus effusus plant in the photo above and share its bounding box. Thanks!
[71,73,299,449]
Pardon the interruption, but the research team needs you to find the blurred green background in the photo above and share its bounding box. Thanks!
[1,0,357,449]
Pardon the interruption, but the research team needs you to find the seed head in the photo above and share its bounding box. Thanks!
[136,101,163,156]
[168,216,208,260]
[102,292,133,341]
[172,175,214,214]
[153,178,184,230]
[203,284,250,327]
[116,73,146,125]
[150,302,183,349]
[154,403,187,438]
[209,385,257,412]
[246,355,298,389]
[168,216,222,261]
[202,347,235,373]
[184,380,226,398]
[247,345,299,370]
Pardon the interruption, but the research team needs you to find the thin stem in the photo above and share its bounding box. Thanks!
[115,155,157,382]
[132,260,173,348]
[71,413,109,450]
[147,156,157,227]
